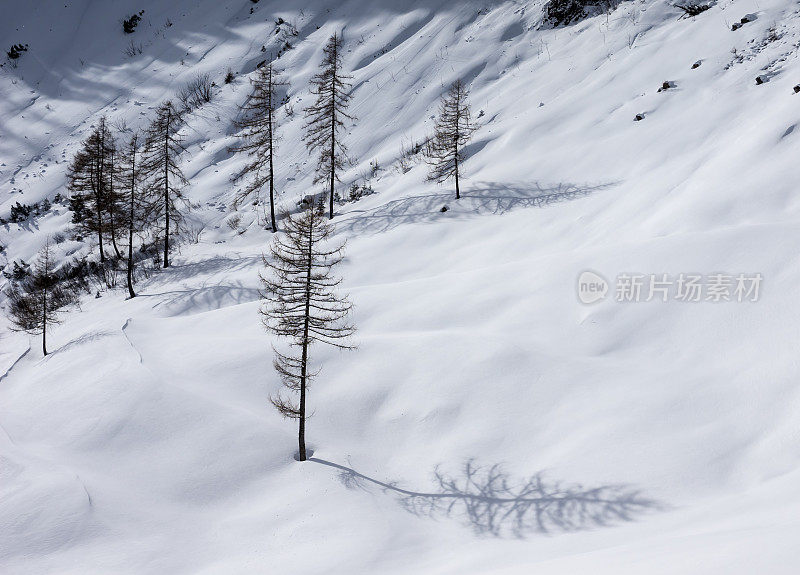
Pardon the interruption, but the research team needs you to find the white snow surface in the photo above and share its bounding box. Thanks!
[2,0,800,573]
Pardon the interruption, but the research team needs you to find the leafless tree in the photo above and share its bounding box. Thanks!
[260,202,355,461]
[106,143,124,260]
[303,33,356,219]
[141,101,189,268]
[6,239,78,356]
[118,132,146,297]
[231,62,287,232]
[426,79,478,200]
[177,72,214,112]
[67,117,119,262]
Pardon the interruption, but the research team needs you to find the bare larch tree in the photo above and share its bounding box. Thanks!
[106,143,124,260]
[426,79,478,200]
[231,62,287,232]
[303,33,356,220]
[260,202,355,461]
[119,132,145,298]
[141,101,189,268]
[67,116,118,262]
[6,239,78,356]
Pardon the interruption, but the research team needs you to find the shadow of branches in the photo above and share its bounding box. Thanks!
[139,281,260,317]
[51,330,115,356]
[311,458,658,537]
[341,181,615,235]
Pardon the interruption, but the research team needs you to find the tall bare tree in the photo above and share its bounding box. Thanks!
[426,79,478,200]
[106,143,124,260]
[118,132,145,298]
[303,33,355,220]
[260,202,355,461]
[231,62,287,232]
[67,116,117,262]
[141,101,189,268]
[6,239,78,356]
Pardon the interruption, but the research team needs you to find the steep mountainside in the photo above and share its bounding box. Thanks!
[1,1,800,573]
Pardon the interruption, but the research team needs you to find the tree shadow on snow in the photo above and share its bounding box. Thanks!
[310,458,659,538]
[50,330,115,356]
[140,281,261,317]
[341,180,615,235]
[151,254,264,281]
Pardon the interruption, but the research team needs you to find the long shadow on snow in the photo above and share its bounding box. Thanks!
[147,254,263,282]
[311,458,659,538]
[342,180,614,235]
[50,330,115,356]
[140,282,261,317]
[133,255,263,316]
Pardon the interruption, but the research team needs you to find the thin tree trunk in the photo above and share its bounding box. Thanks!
[127,220,135,297]
[269,139,276,232]
[163,109,171,269]
[298,219,314,461]
[110,215,122,258]
[127,148,137,299]
[97,208,106,262]
[329,40,337,220]
[41,285,48,356]
[95,172,105,262]
[268,66,277,233]
[454,97,461,200]
[96,140,108,263]
[328,109,335,219]
[109,150,122,259]
[298,329,308,461]
[164,186,170,268]
[454,148,460,200]
[328,143,335,220]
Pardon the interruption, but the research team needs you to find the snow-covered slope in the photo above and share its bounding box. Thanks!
[2,0,800,573]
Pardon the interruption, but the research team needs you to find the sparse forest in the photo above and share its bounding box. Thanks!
[2,21,479,458]
[5,2,776,571]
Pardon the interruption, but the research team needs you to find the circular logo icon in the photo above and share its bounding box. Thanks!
[577,270,608,304]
